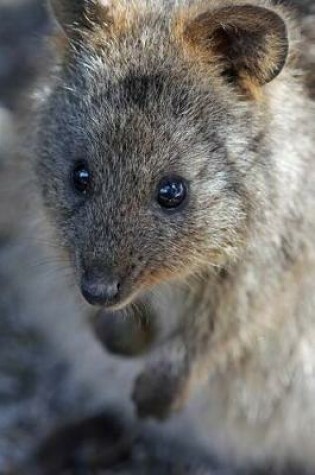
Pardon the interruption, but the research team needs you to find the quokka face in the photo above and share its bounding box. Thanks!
[35,0,289,309]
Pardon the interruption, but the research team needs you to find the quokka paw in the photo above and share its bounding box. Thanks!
[132,361,189,420]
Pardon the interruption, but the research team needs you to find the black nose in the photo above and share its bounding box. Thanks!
[81,272,121,306]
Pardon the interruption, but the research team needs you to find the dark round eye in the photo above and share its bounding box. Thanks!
[157,176,188,210]
[72,162,91,195]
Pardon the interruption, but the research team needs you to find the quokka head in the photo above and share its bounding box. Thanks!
[35,0,289,309]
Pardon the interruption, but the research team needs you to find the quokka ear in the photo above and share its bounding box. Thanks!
[184,5,289,87]
[50,0,109,35]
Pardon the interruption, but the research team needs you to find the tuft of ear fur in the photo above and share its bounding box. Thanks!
[183,5,289,88]
[50,0,109,35]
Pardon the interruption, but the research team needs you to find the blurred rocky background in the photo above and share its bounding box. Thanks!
[0,0,314,474]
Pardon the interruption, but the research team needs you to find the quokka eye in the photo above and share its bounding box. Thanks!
[157,176,188,211]
[72,161,91,195]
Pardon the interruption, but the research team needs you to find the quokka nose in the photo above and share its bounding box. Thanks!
[81,272,121,306]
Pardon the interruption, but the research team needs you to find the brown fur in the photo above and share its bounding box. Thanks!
[32,0,315,471]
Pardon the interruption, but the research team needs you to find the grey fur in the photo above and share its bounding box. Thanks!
[32,0,315,472]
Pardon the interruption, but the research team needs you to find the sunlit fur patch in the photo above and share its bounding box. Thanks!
[86,1,154,46]
[51,1,150,58]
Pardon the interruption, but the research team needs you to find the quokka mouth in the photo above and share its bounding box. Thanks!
[96,289,140,312]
